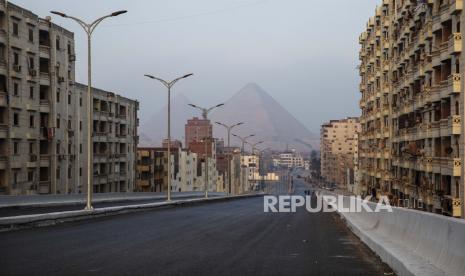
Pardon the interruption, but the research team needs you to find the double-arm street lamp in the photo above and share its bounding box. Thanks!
[247,140,265,155]
[50,10,127,211]
[188,103,224,120]
[144,74,194,201]
[201,136,215,199]
[232,134,255,155]
[232,134,255,194]
[215,122,244,195]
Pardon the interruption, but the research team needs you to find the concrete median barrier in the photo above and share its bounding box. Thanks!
[0,194,260,232]
[318,193,465,276]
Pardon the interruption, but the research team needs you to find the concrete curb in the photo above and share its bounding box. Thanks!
[0,193,226,209]
[0,194,261,232]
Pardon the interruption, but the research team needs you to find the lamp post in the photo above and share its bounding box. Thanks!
[246,141,264,191]
[201,136,214,199]
[232,134,255,155]
[247,141,265,156]
[215,122,244,195]
[144,74,194,201]
[256,147,270,192]
[51,10,127,211]
[232,134,255,194]
[188,103,224,120]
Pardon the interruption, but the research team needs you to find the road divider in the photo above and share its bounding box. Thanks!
[0,194,260,232]
[318,192,465,276]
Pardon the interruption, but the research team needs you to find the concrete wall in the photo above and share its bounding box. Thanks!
[324,194,465,276]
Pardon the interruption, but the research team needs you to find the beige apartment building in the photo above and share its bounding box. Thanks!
[359,0,464,217]
[0,1,138,195]
[320,118,360,188]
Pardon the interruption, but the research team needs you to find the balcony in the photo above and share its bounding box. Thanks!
[449,115,461,135]
[448,33,462,54]
[450,0,463,14]
[137,180,150,187]
[137,165,150,172]
[0,92,6,106]
[447,74,461,94]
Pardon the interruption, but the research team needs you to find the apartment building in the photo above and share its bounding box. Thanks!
[359,0,464,217]
[185,117,212,148]
[273,150,305,169]
[76,83,138,193]
[320,118,360,188]
[136,147,180,193]
[0,1,138,195]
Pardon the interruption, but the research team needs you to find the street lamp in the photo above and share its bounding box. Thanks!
[144,73,194,201]
[188,103,224,119]
[201,137,214,199]
[232,133,255,194]
[215,122,244,195]
[50,10,127,211]
[232,134,255,154]
[247,140,265,155]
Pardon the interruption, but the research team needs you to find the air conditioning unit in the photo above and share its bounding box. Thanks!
[29,69,37,76]
[58,76,65,83]
[69,54,76,62]
[13,65,21,72]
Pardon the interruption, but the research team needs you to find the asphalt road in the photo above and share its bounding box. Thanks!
[0,179,393,276]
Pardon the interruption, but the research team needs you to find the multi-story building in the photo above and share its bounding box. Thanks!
[274,150,305,169]
[172,149,198,192]
[185,117,212,148]
[320,118,360,188]
[359,0,464,217]
[0,1,138,195]
[80,83,138,193]
[136,148,166,192]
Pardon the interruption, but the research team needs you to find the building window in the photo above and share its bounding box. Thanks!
[68,167,72,179]
[13,113,19,126]
[29,114,34,128]
[57,142,60,154]
[56,167,60,179]
[12,22,19,36]
[28,171,34,182]
[13,141,20,155]
[30,86,34,99]
[56,37,60,50]
[56,118,60,129]
[28,28,34,42]
[68,93,71,105]
[79,121,82,131]
[56,89,60,102]
[13,52,19,65]
[80,143,82,153]
[13,82,19,96]
[79,97,82,106]
[79,167,82,177]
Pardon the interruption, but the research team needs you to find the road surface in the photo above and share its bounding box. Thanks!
[0,179,392,275]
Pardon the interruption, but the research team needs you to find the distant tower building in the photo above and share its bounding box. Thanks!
[185,117,212,148]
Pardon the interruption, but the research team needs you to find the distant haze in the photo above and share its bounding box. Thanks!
[141,83,318,151]
[16,0,377,133]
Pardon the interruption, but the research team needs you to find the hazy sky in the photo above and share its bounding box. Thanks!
[16,0,377,133]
